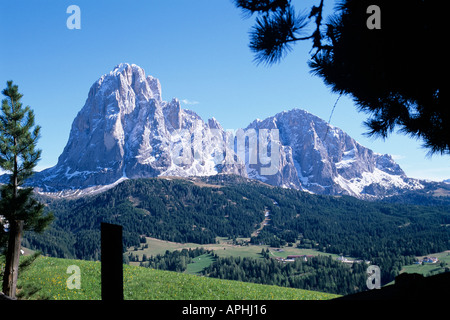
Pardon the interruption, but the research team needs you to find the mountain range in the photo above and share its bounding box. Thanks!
[16,63,446,199]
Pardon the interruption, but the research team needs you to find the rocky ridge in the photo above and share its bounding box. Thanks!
[20,63,436,199]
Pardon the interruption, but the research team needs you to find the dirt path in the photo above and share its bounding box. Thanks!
[251,209,270,237]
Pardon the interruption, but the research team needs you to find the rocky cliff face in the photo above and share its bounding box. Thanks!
[29,63,246,191]
[245,109,423,197]
[27,63,425,198]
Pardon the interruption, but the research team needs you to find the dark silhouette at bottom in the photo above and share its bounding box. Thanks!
[337,272,450,300]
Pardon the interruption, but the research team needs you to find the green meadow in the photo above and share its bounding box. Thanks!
[400,251,450,276]
[10,255,340,300]
[128,237,343,263]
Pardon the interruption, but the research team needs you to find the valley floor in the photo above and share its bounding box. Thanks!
[127,236,344,268]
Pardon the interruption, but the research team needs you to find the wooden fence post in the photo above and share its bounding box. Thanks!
[101,222,123,300]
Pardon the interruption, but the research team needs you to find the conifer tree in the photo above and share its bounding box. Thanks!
[0,81,53,298]
[235,0,447,155]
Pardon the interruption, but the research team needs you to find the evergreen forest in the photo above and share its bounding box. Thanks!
[22,176,450,291]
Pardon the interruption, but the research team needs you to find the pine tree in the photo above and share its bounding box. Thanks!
[0,81,53,298]
[235,0,447,155]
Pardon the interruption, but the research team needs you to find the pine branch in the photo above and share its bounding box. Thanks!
[241,0,327,65]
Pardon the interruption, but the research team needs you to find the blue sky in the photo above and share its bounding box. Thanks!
[0,0,448,181]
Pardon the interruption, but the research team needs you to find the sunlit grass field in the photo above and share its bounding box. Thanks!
[11,255,340,300]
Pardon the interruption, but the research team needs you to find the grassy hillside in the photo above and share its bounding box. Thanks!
[12,255,340,300]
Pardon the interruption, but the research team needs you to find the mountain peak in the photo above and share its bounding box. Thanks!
[95,63,162,103]
[208,117,223,130]
[245,106,422,197]
[24,65,427,199]
[111,62,140,74]
[28,64,246,191]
